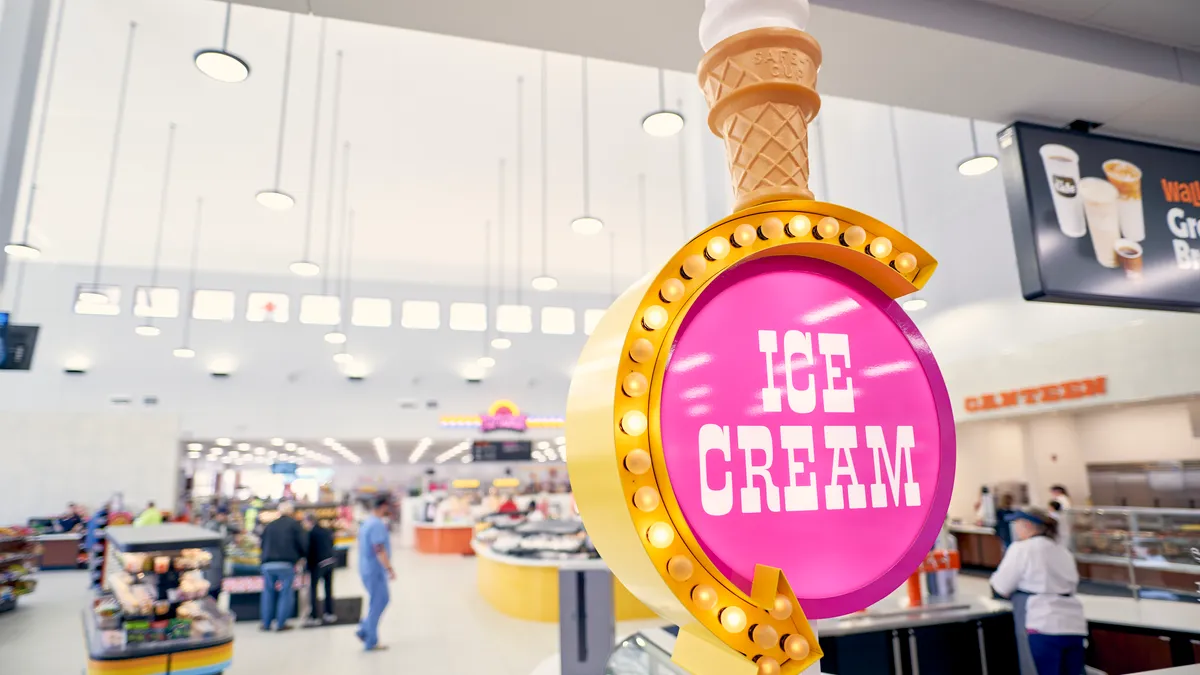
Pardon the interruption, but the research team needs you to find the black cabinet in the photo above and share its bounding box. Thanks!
[819,613,1018,675]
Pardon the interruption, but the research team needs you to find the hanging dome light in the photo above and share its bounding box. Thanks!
[901,297,928,312]
[324,330,346,344]
[255,190,294,210]
[957,155,998,176]
[289,260,320,277]
[194,49,249,83]
[173,347,195,359]
[642,110,684,137]
[531,275,558,291]
[571,216,604,236]
[333,352,353,364]
[490,337,512,350]
[78,289,109,304]
[4,242,40,259]
[477,356,496,368]
[134,324,161,337]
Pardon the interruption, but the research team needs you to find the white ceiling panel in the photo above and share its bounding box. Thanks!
[1088,0,1200,51]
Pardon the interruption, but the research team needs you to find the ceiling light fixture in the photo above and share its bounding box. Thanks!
[270,438,284,446]
[408,438,434,463]
[901,297,928,312]
[333,351,353,365]
[134,325,161,337]
[958,119,999,176]
[323,330,346,344]
[642,69,684,137]
[256,14,295,209]
[373,438,390,464]
[139,121,177,343]
[175,197,204,359]
[530,54,559,292]
[6,0,67,261]
[571,58,602,235]
[216,438,231,446]
[531,275,557,291]
[208,358,235,377]
[173,347,195,359]
[291,19,327,276]
[490,337,512,350]
[477,356,496,368]
[193,2,249,83]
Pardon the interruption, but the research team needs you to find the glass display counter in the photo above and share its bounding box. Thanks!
[1068,507,1200,599]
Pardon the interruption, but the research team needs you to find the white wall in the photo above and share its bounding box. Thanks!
[0,410,180,523]
[1075,403,1200,464]
[950,419,1026,521]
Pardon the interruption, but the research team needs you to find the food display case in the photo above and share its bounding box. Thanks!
[83,524,234,675]
[0,527,39,612]
[1068,507,1200,599]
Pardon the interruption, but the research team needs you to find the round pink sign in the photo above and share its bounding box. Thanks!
[658,255,955,619]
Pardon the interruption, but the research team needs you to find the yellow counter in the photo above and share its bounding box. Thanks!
[474,542,657,622]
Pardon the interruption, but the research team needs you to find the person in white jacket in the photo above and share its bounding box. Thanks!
[990,506,1088,675]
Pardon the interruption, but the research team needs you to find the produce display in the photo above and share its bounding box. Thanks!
[0,526,39,611]
[474,514,595,561]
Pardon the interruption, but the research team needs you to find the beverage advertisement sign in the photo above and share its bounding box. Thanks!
[999,121,1200,312]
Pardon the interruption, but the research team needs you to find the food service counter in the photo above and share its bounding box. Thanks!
[36,533,83,569]
[415,522,476,555]
[949,524,1004,570]
[472,542,656,622]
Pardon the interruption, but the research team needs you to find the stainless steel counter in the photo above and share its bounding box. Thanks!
[816,597,1010,636]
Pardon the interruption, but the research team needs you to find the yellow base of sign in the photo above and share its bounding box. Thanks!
[476,552,658,623]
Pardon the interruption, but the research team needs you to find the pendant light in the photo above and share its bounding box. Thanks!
[890,107,927,313]
[332,208,355,365]
[676,98,689,241]
[481,217,500,363]
[489,159,509,354]
[6,0,67,260]
[84,21,137,303]
[136,123,177,338]
[325,141,350,346]
[256,14,295,210]
[958,118,998,176]
[194,2,249,83]
[570,58,602,236]
[321,51,345,296]
[291,19,327,277]
[642,69,684,137]
[531,52,557,291]
[515,75,525,305]
[174,198,204,359]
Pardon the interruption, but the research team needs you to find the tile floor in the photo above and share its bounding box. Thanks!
[0,544,666,675]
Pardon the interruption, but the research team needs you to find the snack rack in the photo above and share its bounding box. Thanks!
[83,524,235,675]
[0,526,39,612]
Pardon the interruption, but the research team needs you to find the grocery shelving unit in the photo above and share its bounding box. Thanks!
[0,529,40,612]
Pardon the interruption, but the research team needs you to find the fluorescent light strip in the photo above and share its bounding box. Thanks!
[373,438,390,464]
[408,437,434,463]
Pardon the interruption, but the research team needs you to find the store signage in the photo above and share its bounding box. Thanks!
[270,462,298,475]
[999,121,1200,312]
[964,376,1107,413]
[471,440,533,462]
[438,399,564,432]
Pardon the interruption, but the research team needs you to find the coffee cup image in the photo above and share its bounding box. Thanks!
[1115,238,1143,279]
[1103,159,1145,242]
[1039,144,1086,238]
[1079,177,1121,268]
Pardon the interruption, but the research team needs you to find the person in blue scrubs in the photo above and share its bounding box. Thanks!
[356,496,395,651]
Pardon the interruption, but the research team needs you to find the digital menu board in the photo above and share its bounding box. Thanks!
[471,440,532,462]
[999,122,1200,312]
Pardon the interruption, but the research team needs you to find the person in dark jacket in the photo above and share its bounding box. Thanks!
[259,502,307,631]
[304,513,338,625]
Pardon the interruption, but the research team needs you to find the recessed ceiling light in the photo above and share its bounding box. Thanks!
[462,364,486,381]
[4,242,40,259]
[209,447,223,455]
[490,337,512,350]
[477,356,496,368]
[187,442,202,451]
[134,324,160,337]
[255,190,294,210]
[237,442,250,451]
[193,49,249,83]
[570,216,603,236]
[901,298,928,312]
[216,438,231,446]
[531,275,558,291]
[957,154,999,176]
[324,330,347,345]
[642,110,685,137]
[254,447,265,455]
[285,442,296,450]
[289,260,320,277]
[270,438,284,446]
[173,347,195,359]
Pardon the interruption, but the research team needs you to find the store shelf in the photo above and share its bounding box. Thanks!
[0,552,38,567]
[83,597,234,661]
[105,525,221,553]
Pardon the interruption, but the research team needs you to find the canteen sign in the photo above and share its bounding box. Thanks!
[1000,121,1200,313]
[659,256,954,618]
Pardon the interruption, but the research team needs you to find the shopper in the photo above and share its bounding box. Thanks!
[304,513,338,626]
[356,495,395,652]
[995,494,1017,551]
[134,501,164,527]
[990,506,1087,675]
[1050,485,1072,511]
[259,502,308,632]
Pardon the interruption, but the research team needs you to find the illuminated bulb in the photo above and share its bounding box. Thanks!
[622,372,648,397]
[756,656,781,675]
[692,585,718,610]
[719,606,747,633]
[841,225,867,249]
[633,486,660,512]
[667,556,694,582]
[647,522,674,548]
[621,410,648,436]
[902,297,928,312]
[491,337,512,350]
[869,236,893,258]
[477,356,496,368]
[783,634,811,660]
[816,217,840,240]
[194,49,250,83]
[324,331,347,344]
[173,347,195,359]
[705,236,730,261]
[256,190,294,210]
[134,325,161,337]
[624,449,652,475]
[786,215,811,238]
[333,352,353,364]
[893,252,918,274]
[759,217,783,240]
[659,278,685,303]
[270,438,284,446]
[642,305,668,331]
[5,242,40,259]
[531,275,558,291]
[752,624,779,650]
[769,594,794,621]
[629,338,655,363]
[681,254,706,279]
[958,154,999,176]
[732,223,756,247]
[290,260,320,277]
[216,438,231,446]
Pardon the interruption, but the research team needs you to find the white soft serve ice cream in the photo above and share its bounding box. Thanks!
[699,0,810,51]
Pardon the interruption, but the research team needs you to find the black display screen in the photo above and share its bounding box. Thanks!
[472,440,532,462]
[999,122,1200,312]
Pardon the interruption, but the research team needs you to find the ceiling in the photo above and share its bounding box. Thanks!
[179,436,567,466]
[222,0,1200,148]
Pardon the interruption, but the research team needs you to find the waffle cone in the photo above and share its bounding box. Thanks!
[698,27,823,210]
